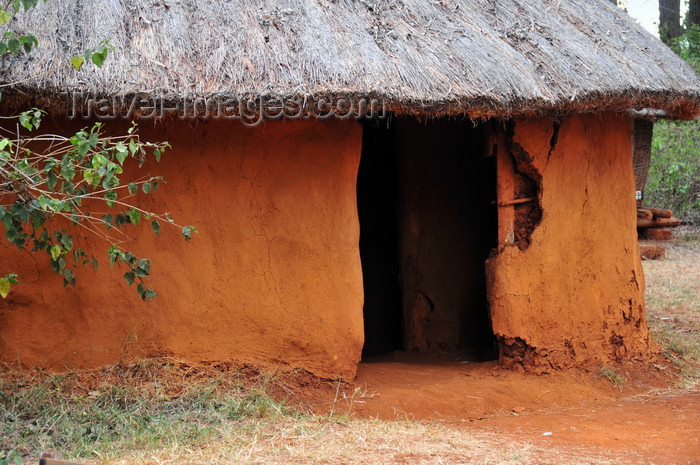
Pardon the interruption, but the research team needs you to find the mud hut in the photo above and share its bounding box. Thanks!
[1,0,699,378]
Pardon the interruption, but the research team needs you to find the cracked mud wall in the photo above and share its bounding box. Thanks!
[486,113,653,371]
[0,118,364,379]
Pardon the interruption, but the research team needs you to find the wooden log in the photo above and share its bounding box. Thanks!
[637,208,653,220]
[38,450,84,465]
[499,197,536,207]
[39,459,84,465]
[637,217,681,229]
[640,228,673,241]
[647,207,673,219]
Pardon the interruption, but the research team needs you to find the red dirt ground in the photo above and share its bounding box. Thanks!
[317,355,700,465]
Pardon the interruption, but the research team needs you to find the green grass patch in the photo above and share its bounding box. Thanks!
[599,366,625,387]
[0,360,292,463]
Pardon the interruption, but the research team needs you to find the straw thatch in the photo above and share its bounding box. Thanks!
[2,0,699,118]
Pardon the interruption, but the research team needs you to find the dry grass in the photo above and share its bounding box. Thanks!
[103,418,621,465]
[1,359,622,465]
[642,226,700,381]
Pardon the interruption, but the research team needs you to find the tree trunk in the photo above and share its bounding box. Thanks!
[659,0,681,43]
[689,0,700,28]
[637,217,681,228]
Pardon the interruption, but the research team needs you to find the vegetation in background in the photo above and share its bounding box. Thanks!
[669,23,700,72]
[646,23,700,225]
[647,119,700,224]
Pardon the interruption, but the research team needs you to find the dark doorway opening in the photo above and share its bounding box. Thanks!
[357,120,403,357]
[358,117,497,361]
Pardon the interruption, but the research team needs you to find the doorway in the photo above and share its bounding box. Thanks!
[358,117,497,360]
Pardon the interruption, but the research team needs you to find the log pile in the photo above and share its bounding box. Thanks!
[637,206,680,241]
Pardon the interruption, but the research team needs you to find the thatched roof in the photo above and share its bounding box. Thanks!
[2,0,700,119]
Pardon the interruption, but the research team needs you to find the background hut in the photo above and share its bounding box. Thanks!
[1,0,699,378]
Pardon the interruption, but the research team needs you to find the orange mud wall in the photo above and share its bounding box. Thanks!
[0,118,364,379]
[486,112,653,371]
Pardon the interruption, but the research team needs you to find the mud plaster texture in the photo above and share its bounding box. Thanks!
[486,113,653,372]
[0,118,364,379]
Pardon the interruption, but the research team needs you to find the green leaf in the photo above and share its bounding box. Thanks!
[60,234,73,252]
[0,278,10,298]
[114,146,128,165]
[181,225,198,241]
[123,271,135,286]
[30,211,45,230]
[108,246,121,268]
[62,268,75,287]
[7,38,19,53]
[136,283,156,301]
[115,213,129,227]
[153,147,161,162]
[11,204,29,223]
[61,155,76,181]
[21,35,37,53]
[47,171,58,191]
[0,9,12,26]
[142,181,151,194]
[128,209,141,226]
[48,198,63,212]
[102,213,114,230]
[19,112,32,130]
[151,219,160,236]
[127,182,138,195]
[91,153,108,169]
[91,50,105,67]
[50,244,62,260]
[134,266,149,278]
[5,226,19,244]
[2,209,14,228]
[83,169,100,186]
[104,190,117,207]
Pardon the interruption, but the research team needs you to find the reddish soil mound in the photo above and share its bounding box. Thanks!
[640,244,666,260]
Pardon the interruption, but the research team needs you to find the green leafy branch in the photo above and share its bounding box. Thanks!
[0,115,197,300]
[71,39,113,71]
[0,0,42,54]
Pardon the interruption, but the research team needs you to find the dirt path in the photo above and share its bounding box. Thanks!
[473,388,700,465]
[342,357,699,464]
